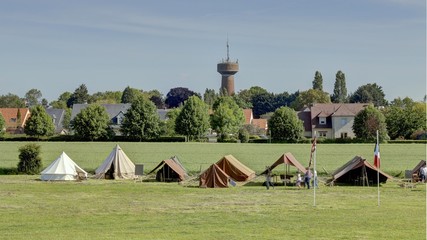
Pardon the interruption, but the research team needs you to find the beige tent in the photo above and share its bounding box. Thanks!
[41,152,87,181]
[215,155,255,182]
[329,156,392,185]
[260,152,307,175]
[148,156,188,182]
[199,164,231,188]
[95,145,135,179]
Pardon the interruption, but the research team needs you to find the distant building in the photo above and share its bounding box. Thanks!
[217,41,239,95]
[243,109,268,134]
[0,108,30,134]
[298,103,369,139]
[46,108,67,134]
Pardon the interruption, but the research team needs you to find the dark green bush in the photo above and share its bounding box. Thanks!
[17,143,42,174]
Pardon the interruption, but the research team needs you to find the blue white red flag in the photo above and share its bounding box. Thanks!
[374,143,380,168]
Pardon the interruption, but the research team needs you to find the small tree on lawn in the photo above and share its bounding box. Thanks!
[17,143,42,174]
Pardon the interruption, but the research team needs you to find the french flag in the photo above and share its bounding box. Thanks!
[374,143,380,168]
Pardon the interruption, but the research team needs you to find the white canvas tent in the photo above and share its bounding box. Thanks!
[41,152,87,181]
[95,145,135,179]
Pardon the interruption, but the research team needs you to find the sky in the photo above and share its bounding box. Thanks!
[0,0,425,102]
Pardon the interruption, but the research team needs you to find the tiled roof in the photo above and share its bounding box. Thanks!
[243,109,253,125]
[311,103,368,118]
[252,118,268,130]
[0,108,30,130]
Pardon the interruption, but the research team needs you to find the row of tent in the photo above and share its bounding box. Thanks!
[40,145,408,188]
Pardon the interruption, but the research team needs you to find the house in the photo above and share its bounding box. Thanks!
[298,103,369,139]
[243,109,268,134]
[45,108,67,134]
[0,108,31,134]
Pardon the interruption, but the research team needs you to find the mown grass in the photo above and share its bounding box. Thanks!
[0,175,425,240]
[0,142,425,176]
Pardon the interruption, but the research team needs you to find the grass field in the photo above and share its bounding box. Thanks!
[0,142,425,175]
[0,175,425,240]
[0,142,426,239]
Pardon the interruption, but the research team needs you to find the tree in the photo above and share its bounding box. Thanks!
[25,89,42,107]
[0,113,5,136]
[203,88,217,107]
[312,71,323,91]
[121,86,142,104]
[211,97,245,140]
[120,96,161,141]
[24,105,55,139]
[0,93,26,108]
[268,106,304,142]
[349,83,387,107]
[331,70,348,103]
[353,105,388,141]
[384,98,426,139]
[251,92,276,118]
[17,143,42,174]
[291,89,331,110]
[161,108,181,136]
[90,91,122,104]
[175,96,210,141]
[165,87,200,108]
[71,104,112,141]
[67,84,90,107]
[50,92,72,109]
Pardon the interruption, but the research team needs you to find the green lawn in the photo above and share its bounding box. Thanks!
[0,142,425,239]
[0,175,425,240]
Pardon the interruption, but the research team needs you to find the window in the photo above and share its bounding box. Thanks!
[116,116,122,125]
[319,131,327,137]
[341,118,347,126]
[10,118,16,123]
[341,132,348,138]
[319,117,326,125]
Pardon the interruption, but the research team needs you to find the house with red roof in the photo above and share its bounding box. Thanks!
[243,109,268,134]
[0,108,31,134]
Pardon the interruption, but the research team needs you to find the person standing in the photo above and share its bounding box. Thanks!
[304,167,312,189]
[421,166,427,183]
[265,167,274,190]
[313,170,319,188]
[296,171,302,189]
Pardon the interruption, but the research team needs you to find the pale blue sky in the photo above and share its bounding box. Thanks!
[0,0,425,102]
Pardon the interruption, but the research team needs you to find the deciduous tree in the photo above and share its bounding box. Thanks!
[120,96,161,141]
[353,105,388,141]
[349,83,387,107]
[165,87,200,108]
[25,89,42,107]
[175,96,210,141]
[211,97,245,140]
[24,105,55,139]
[71,104,112,140]
[268,106,304,142]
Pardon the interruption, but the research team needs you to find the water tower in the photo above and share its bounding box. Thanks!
[217,41,239,96]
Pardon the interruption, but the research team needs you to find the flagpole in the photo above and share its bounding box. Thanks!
[377,130,380,207]
[313,131,317,207]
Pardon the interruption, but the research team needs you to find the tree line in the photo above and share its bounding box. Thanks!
[0,71,425,141]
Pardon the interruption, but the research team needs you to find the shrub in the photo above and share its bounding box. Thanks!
[17,143,42,174]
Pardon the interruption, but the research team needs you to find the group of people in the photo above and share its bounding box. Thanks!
[296,167,318,189]
[265,166,319,190]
